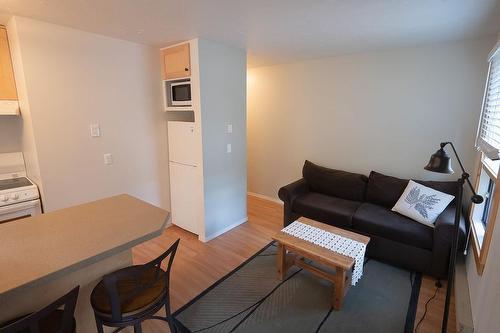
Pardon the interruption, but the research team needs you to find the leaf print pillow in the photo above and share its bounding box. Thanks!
[392,180,455,227]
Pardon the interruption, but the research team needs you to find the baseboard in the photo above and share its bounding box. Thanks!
[247,192,283,205]
[200,217,248,242]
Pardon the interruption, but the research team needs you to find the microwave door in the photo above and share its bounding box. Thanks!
[171,83,191,106]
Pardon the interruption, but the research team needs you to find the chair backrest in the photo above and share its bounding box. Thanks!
[0,286,79,333]
[102,238,180,321]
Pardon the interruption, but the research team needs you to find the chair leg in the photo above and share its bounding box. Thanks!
[164,302,177,333]
[94,315,104,333]
[133,323,143,333]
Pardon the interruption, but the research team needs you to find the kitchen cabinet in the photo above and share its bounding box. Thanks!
[0,26,17,100]
[162,43,190,80]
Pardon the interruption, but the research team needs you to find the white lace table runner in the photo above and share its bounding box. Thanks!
[281,221,367,286]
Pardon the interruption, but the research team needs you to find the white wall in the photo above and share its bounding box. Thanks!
[198,39,247,240]
[8,17,169,212]
[7,18,44,197]
[247,37,495,199]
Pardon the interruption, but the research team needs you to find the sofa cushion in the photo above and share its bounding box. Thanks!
[302,160,368,201]
[365,171,458,209]
[418,179,458,197]
[293,192,361,228]
[365,171,407,208]
[352,203,434,250]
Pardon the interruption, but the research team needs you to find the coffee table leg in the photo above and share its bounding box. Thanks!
[333,268,346,310]
[277,243,287,280]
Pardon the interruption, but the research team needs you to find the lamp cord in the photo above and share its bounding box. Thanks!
[414,284,440,332]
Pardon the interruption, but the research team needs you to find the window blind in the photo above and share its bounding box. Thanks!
[476,45,500,160]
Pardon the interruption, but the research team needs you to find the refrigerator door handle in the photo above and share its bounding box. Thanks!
[170,161,197,168]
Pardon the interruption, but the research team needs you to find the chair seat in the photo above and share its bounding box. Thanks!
[0,310,76,333]
[90,265,167,319]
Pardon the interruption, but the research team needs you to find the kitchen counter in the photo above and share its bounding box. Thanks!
[0,194,169,332]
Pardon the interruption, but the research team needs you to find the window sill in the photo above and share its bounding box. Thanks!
[470,222,485,275]
[482,156,499,180]
[471,219,485,247]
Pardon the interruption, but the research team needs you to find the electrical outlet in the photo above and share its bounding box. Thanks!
[103,153,113,165]
[90,123,101,137]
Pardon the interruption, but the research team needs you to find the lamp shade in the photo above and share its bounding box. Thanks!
[424,148,454,174]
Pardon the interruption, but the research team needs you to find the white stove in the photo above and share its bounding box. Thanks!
[0,152,42,223]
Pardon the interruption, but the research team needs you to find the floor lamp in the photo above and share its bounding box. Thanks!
[424,142,483,333]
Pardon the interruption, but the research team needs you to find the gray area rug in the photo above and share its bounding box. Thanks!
[173,242,421,333]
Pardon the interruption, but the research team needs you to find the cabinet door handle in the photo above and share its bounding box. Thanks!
[185,67,189,71]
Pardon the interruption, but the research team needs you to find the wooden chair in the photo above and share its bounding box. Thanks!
[90,239,180,333]
[0,286,79,333]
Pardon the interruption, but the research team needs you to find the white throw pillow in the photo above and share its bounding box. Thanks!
[392,180,455,227]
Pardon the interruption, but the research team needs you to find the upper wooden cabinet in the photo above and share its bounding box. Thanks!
[0,26,17,100]
[162,43,191,80]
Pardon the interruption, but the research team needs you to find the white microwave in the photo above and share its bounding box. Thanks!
[170,81,192,106]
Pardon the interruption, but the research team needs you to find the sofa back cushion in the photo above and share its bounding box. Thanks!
[365,171,458,208]
[302,160,368,201]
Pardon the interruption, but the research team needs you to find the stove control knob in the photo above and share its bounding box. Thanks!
[0,195,8,202]
[10,193,19,200]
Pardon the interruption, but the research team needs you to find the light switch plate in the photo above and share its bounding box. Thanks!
[227,143,232,153]
[103,153,113,165]
[90,123,101,137]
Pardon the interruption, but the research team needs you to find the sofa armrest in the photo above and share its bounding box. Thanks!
[278,178,309,227]
[430,204,467,278]
[278,178,309,206]
[434,204,467,247]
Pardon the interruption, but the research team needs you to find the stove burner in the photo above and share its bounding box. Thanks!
[0,177,33,191]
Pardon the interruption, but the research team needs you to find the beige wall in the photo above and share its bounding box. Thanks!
[466,207,500,333]
[465,37,500,333]
[8,17,169,212]
[247,37,495,199]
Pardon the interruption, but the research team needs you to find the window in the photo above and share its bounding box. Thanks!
[471,42,500,275]
[476,47,500,160]
[481,178,495,228]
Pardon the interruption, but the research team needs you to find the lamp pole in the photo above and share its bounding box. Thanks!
[441,173,463,333]
[424,142,483,333]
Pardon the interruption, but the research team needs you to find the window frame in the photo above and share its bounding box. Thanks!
[469,154,500,275]
[470,42,500,275]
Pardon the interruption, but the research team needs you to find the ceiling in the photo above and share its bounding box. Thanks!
[0,0,499,67]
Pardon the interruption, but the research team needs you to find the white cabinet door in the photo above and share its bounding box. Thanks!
[169,162,199,234]
[167,121,198,166]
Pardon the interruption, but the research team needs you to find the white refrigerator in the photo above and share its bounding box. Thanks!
[168,121,200,234]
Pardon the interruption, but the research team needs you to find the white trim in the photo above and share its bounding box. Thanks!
[199,217,248,242]
[247,192,283,205]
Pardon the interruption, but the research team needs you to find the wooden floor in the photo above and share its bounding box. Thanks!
[133,195,455,333]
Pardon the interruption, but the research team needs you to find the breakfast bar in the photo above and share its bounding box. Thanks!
[0,194,169,333]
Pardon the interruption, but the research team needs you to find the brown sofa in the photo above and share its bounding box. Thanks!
[278,160,465,278]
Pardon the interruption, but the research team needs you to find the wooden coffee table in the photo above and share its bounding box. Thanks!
[272,217,370,310]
